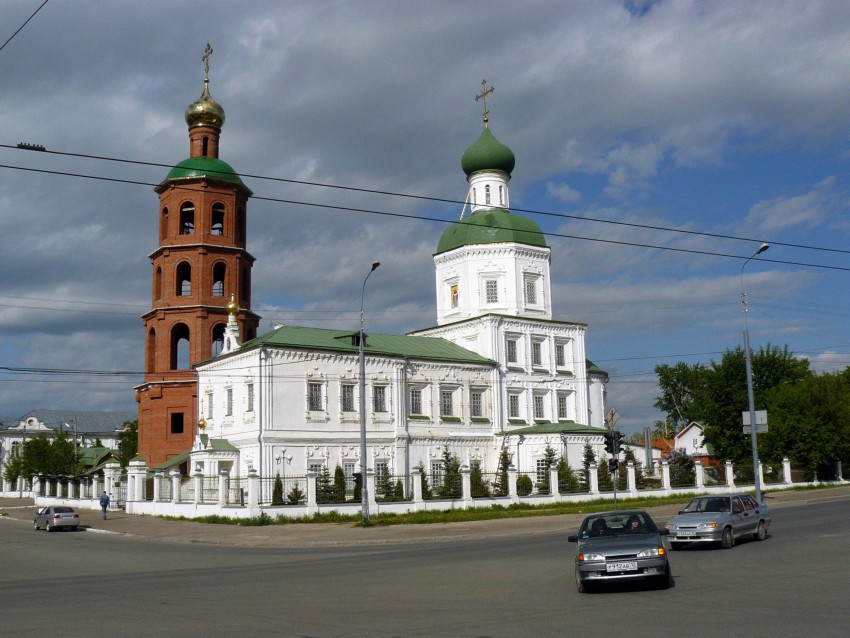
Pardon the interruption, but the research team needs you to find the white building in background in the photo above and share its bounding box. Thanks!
[183,109,609,487]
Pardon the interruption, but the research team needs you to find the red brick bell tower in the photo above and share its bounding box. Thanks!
[136,46,260,466]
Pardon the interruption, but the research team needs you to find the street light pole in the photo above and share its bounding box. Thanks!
[741,243,768,503]
[359,262,380,523]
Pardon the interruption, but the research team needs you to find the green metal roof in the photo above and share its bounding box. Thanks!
[461,127,516,176]
[498,421,603,436]
[159,157,250,192]
[151,438,238,471]
[240,325,497,366]
[586,359,608,378]
[436,209,547,255]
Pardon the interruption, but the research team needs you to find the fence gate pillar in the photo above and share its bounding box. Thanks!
[589,463,599,494]
[152,471,162,502]
[725,461,736,489]
[549,466,560,497]
[218,469,228,506]
[247,468,259,508]
[507,466,519,503]
[366,468,377,510]
[193,470,203,505]
[460,465,472,505]
[694,460,704,490]
[661,461,671,492]
[627,461,638,495]
[170,470,181,504]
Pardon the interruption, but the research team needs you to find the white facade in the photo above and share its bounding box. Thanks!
[195,331,501,484]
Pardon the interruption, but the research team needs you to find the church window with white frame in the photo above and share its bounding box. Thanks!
[525,276,538,305]
[485,279,498,304]
[341,384,355,412]
[225,387,233,417]
[450,284,459,309]
[409,388,423,414]
[532,341,543,367]
[557,392,570,420]
[373,385,387,413]
[508,393,521,419]
[470,389,484,417]
[533,394,545,420]
[206,391,213,419]
[246,381,254,413]
[506,337,518,364]
[430,461,444,488]
[440,388,455,417]
[308,382,323,412]
[555,342,566,368]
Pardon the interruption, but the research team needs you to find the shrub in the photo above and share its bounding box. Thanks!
[516,474,533,496]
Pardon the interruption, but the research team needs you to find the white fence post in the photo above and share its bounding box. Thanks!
[247,468,259,508]
[170,470,181,504]
[627,460,638,495]
[694,460,704,490]
[411,468,423,504]
[306,470,317,508]
[508,466,519,503]
[460,465,472,505]
[589,463,599,494]
[661,461,671,492]
[725,460,736,489]
[218,469,228,507]
[549,466,560,497]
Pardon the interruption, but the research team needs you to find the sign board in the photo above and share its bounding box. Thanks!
[743,424,768,434]
[606,407,619,427]
[742,410,767,426]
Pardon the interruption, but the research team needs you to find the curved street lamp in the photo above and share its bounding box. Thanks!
[359,262,380,523]
[741,243,768,503]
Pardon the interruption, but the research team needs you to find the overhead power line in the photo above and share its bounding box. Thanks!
[1,158,850,273]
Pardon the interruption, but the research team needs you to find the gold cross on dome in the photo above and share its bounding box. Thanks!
[203,43,214,81]
[475,79,494,127]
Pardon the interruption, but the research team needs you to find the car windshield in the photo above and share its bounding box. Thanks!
[683,497,729,513]
[581,512,655,538]
[54,507,74,513]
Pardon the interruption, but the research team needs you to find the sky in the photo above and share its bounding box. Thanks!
[2,0,850,435]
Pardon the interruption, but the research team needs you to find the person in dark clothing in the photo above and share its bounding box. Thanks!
[100,491,110,520]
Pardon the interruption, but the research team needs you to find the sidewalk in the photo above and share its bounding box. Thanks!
[2,485,848,548]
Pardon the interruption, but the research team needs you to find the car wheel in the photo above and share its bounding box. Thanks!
[575,568,590,594]
[71,526,78,532]
[46,521,53,532]
[720,527,734,549]
[754,520,767,541]
[33,520,39,531]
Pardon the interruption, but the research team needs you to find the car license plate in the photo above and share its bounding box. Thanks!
[606,561,637,572]
[677,531,695,537]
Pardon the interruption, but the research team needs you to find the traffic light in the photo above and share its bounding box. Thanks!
[613,432,624,455]
[603,432,615,454]
[608,458,619,474]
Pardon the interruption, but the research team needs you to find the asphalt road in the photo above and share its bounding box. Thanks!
[1,497,847,637]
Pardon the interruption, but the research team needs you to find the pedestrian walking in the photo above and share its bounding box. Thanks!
[100,491,110,520]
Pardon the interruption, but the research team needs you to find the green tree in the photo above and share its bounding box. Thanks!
[516,473,533,496]
[439,446,461,499]
[286,482,305,505]
[116,420,138,467]
[470,459,490,497]
[376,465,395,501]
[316,466,335,503]
[492,446,512,497]
[581,442,595,491]
[668,450,695,487]
[655,345,811,462]
[272,473,284,505]
[415,462,432,499]
[556,456,580,493]
[333,465,347,502]
[761,371,850,479]
[536,443,558,494]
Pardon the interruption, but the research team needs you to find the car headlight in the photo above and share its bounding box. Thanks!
[698,522,718,530]
[577,552,605,562]
[637,547,666,558]
[665,523,676,530]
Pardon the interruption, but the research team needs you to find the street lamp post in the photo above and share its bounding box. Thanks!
[359,262,380,523]
[741,243,768,503]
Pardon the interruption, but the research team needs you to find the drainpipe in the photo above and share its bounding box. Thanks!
[258,346,266,494]
[402,357,411,496]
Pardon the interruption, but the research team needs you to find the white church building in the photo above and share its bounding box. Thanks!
[186,111,608,489]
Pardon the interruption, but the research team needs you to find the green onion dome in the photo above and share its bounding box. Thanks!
[436,209,546,255]
[461,127,516,177]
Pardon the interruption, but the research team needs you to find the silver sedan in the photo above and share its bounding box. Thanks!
[665,493,770,549]
[568,510,672,593]
[33,506,80,532]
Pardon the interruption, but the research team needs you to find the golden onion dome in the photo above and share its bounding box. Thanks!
[185,79,225,129]
[198,416,207,431]
[226,295,239,315]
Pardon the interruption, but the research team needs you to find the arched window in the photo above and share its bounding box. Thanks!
[211,203,225,236]
[146,327,156,372]
[176,262,192,296]
[160,207,169,242]
[154,266,162,300]
[170,324,190,370]
[236,209,245,243]
[212,263,226,296]
[180,203,195,235]
[485,184,491,205]
[499,185,504,206]
[212,323,226,356]
[202,136,209,157]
